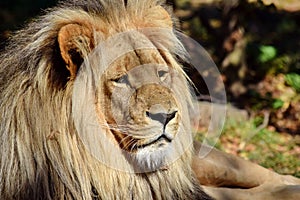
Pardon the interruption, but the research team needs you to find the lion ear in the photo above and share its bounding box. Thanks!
[58,24,94,79]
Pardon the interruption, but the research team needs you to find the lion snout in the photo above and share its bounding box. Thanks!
[146,110,177,126]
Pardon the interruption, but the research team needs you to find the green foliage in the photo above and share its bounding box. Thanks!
[196,117,300,178]
[285,73,300,92]
[253,116,264,127]
[269,55,292,74]
[272,99,284,109]
[260,152,300,176]
[258,45,277,63]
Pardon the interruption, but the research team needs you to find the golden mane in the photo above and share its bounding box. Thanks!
[0,1,212,199]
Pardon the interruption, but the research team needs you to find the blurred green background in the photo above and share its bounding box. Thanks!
[0,0,299,176]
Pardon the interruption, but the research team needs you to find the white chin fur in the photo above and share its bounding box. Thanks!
[129,143,175,172]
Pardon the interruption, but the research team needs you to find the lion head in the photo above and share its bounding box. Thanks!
[0,0,212,199]
[75,29,195,172]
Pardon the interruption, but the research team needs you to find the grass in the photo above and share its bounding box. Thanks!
[195,117,300,178]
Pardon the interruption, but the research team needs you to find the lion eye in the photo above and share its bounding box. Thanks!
[113,74,130,85]
[158,70,168,77]
[158,70,168,82]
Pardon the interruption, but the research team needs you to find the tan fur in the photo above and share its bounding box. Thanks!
[0,1,212,199]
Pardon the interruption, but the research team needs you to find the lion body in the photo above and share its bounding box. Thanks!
[0,1,212,199]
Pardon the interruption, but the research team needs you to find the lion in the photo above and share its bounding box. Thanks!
[0,0,212,199]
[1,0,300,200]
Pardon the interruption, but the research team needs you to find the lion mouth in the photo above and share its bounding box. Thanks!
[137,134,172,148]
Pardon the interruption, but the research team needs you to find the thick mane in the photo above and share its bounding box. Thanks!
[0,1,211,199]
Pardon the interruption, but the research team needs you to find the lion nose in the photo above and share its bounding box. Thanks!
[146,111,177,125]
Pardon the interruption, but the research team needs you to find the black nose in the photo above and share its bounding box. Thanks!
[146,111,177,125]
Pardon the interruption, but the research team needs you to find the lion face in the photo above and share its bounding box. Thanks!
[96,47,184,169]
[99,53,180,148]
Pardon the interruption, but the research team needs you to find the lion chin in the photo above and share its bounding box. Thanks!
[0,0,213,199]
[129,142,173,171]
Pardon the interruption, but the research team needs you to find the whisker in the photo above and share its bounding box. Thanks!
[122,138,137,151]
[118,134,132,145]
[130,142,138,152]
[124,138,135,148]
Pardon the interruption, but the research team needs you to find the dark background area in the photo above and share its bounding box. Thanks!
[0,0,58,48]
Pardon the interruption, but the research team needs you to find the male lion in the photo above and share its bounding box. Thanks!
[0,0,212,199]
[0,0,299,200]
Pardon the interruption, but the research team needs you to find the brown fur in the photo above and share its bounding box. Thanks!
[0,1,212,199]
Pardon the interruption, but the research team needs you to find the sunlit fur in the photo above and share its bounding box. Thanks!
[0,0,212,199]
